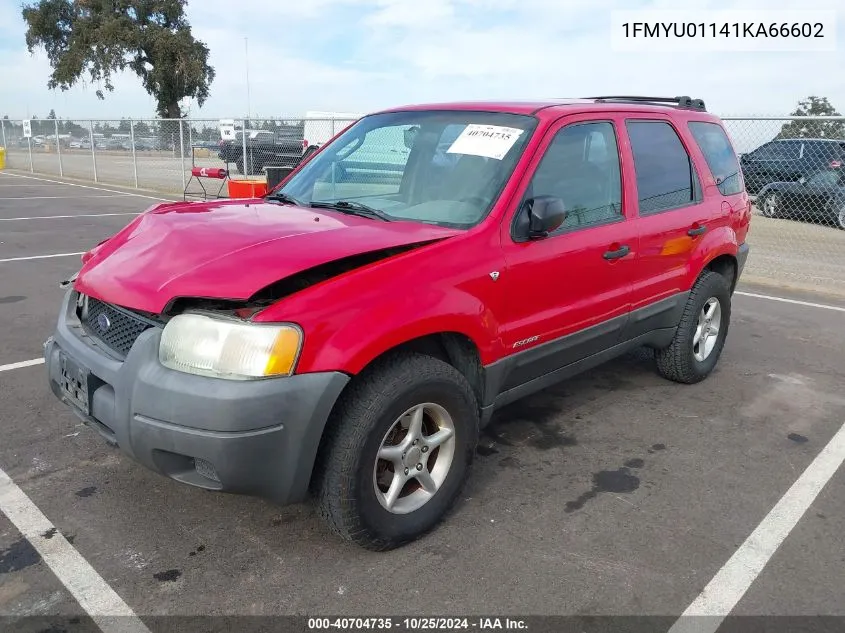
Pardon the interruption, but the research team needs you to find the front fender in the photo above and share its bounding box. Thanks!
[297,286,498,375]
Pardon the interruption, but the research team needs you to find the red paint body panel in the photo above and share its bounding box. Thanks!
[73,99,750,378]
[75,200,461,314]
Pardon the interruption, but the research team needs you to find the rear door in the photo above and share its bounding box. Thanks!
[622,117,714,333]
[497,115,636,391]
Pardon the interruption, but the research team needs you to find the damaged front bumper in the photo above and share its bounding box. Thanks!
[44,289,349,505]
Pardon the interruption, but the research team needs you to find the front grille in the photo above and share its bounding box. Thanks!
[80,297,157,358]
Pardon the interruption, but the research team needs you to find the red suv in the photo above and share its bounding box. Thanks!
[45,96,751,550]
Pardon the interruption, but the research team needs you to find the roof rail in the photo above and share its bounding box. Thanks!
[586,96,707,111]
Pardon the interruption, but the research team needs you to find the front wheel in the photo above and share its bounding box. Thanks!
[759,192,780,218]
[655,270,732,384]
[314,353,479,550]
[835,202,845,230]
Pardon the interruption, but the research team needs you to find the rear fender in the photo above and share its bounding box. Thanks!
[685,225,739,289]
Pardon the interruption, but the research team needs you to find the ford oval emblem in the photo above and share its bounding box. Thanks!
[96,313,111,332]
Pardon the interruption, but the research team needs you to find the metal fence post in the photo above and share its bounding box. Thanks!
[1,119,7,151]
[28,136,33,172]
[242,117,248,177]
[54,118,63,177]
[89,120,98,182]
[179,118,186,193]
[130,119,138,188]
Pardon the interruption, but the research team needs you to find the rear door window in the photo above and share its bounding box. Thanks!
[626,120,701,214]
[688,121,744,195]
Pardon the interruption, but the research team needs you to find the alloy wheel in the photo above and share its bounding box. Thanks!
[373,403,457,514]
[693,297,722,362]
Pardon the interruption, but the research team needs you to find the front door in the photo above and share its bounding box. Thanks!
[497,116,637,392]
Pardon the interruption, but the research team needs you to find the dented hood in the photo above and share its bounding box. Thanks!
[75,199,460,314]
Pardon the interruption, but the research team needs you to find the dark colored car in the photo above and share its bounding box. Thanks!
[218,130,308,175]
[757,166,845,229]
[740,138,845,195]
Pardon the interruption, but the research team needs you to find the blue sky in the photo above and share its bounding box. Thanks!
[0,0,843,121]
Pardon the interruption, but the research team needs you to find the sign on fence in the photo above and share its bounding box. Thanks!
[21,120,31,138]
[219,119,236,141]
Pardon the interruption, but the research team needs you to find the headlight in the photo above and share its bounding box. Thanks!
[159,313,303,380]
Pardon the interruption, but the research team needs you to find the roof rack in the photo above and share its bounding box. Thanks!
[586,96,707,111]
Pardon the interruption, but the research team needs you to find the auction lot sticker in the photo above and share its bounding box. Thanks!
[447,124,524,160]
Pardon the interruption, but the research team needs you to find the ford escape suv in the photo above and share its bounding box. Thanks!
[45,96,751,550]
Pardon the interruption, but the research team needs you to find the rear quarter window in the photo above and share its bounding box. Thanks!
[688,121,744,196]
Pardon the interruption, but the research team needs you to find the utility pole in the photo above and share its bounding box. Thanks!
[245,37,252,120]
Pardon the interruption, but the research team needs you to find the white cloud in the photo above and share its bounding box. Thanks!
[0,0,842,122]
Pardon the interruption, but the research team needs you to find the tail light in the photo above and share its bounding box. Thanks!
[302,139,309,152]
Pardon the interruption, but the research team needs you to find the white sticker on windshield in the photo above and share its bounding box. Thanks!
[446,124,524,160]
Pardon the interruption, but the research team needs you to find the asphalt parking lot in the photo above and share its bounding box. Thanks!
[2,170,845,632]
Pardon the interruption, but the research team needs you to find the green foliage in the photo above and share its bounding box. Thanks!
[777,96,845,140]
[22,0,215,119]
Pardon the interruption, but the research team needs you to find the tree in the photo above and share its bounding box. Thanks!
[22,0,215,120]
[777,96,845,140]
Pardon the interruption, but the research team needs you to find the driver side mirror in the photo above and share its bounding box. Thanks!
[522,195,567,239]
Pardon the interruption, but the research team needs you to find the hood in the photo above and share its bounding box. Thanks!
[75,199,461,314]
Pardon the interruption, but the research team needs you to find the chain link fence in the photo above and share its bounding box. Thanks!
[0,116,355,194]
[721,116,845,295]
[1,114,844,295]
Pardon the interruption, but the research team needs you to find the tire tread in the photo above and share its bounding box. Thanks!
[314,352,478,551]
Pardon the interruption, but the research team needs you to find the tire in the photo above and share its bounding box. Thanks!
[835,202,845,230]
[655,270,732,385]
[313,352,479,551]
[235,158,244,175]
[759,191,780,218]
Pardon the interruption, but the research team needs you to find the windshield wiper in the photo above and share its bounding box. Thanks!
[265,191,302,206]
[309,200,393,222]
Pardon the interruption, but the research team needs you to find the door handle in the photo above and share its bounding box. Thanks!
[603,244,630,260]
[687,225,707,237]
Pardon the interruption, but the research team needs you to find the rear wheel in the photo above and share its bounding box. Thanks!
[314,353,479,550]
[655,270,732,384]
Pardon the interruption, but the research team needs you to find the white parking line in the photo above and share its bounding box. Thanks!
[0,194,133,200]
[0,213,140,221]
[0,358,45,372]
[736,291,845,313]
[0,252,84,263]
[668,420,845,633]
[0,171,172,202]
[0,467,151,633]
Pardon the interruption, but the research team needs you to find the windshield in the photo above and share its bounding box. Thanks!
[276,110,538,228]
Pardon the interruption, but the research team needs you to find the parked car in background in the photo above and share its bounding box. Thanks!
[45,95,750,550]
[218,129,308,175]
[740,137,845,194]
[757,166,845,229]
